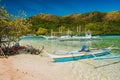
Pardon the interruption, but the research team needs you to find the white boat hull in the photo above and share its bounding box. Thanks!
[47,50,111,62]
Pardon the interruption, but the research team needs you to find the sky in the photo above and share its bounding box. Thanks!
[1,0,120,17]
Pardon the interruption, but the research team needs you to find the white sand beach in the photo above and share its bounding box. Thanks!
[0,52,120,80]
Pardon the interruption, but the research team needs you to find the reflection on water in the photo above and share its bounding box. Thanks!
[20,36,120,55]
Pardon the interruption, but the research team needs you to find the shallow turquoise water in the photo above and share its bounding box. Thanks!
[20,35,120,55]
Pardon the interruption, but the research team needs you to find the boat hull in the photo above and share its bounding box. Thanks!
[49,51,110,62]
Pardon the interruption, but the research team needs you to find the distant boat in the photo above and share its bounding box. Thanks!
[59,33,101,41]
[44,29,61,40]
[45,47,112,62]
[44,28,101,41]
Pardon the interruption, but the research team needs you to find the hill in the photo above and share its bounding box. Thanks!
[28,11,120,35]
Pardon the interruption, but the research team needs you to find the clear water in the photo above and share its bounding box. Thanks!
[20,35,120,56]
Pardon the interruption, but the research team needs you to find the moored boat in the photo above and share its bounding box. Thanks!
[59,33,101,41]
[45,47,112,62]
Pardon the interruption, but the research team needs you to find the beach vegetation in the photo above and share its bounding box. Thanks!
[0,3,32,56]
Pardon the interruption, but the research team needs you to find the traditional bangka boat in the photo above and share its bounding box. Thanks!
[45,47,112,62]
[58,32,101,41]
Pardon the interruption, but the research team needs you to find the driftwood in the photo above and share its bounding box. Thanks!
[0,44,45,58]
[25,45,44,55]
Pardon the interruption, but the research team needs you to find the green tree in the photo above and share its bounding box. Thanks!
[36,27,48,35]
[0,6,11,47]
[0,5,32,48]
[59,25,66,34]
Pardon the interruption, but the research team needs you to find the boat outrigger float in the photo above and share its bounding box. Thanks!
[45,46,114,62]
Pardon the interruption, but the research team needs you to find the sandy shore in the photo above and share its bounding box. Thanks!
[0,52,120,80]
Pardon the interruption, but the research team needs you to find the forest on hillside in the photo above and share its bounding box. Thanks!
[28,11,120,35]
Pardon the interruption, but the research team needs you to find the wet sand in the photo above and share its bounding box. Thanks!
[0,52,120,80]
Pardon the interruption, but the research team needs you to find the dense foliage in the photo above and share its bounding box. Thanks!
[28,11,120,35]
[0,6,31,47]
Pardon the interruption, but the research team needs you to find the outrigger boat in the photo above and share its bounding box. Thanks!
[45,46,113,62]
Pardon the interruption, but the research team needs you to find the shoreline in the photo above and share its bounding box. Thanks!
[0,53,120,80]
[0,36,120,80]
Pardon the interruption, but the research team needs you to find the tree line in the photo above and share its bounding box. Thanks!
[29,11,120,35]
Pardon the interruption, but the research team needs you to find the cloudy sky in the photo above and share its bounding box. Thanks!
[1,0,120,17]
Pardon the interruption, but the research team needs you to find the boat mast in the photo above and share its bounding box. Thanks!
[77,25,81,36]
[59,27,62,36]
[79,25,81,36]
[51,29,53,36]
[67,28,70,36]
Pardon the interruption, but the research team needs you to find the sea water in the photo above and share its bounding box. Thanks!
[20,35,120,58]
